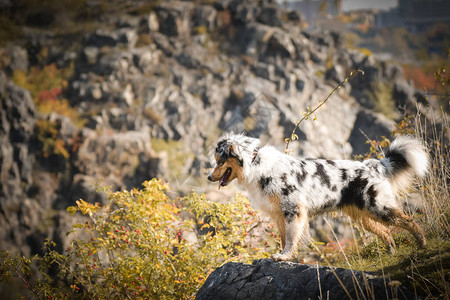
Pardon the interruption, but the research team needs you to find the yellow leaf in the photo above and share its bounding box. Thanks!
[66,206,77,215]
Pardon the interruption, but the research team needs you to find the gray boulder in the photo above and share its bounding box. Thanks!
[196,259,416,300]
[0,72,37,256]
[348,108,395,155]
[154,1,194,37]
[85,28,137,48]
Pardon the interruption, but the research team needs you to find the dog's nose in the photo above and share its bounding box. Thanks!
[207,174,213,181]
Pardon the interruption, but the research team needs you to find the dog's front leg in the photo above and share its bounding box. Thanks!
[275,216,286,249]
[272,205,308,261]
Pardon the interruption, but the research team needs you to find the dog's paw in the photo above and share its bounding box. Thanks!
[271,253,291,261]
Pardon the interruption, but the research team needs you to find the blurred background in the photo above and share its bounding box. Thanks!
[0,0,448,265]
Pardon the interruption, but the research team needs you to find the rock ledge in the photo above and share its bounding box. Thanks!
[196,258,416,300]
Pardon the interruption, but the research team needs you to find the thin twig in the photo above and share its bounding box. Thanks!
[11,263,43,300]
[285,69,364,152]
[310,242,354,300]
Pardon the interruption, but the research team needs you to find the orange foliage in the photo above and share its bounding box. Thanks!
[402,64,436,91]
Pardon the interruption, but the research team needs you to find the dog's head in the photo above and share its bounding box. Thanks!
[207,137,244,189]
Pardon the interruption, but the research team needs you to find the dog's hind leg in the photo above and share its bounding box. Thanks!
[343,206,396,252]
[272,204,309,261]
[388,209,427,248]
[368,206,427,248]
[361,216,396,252]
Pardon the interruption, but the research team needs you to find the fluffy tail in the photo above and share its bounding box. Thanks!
[381,135,429,194]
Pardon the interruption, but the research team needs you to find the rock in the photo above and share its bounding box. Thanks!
[85,28,137,48]
[2,46,29,75]
[74,129,167,191]
[286,9,302,22]
[393,79,415,108]
[85,29,118,47]
[154,1,194,37]
[251,62,275,81]
[82,46,99,65]
[229,1,258,25]
[196,259,415,300]
[0,0,12,9]
[152,32,176,56]
[256,6,282,27]
[193,5,217,30]
[266,29,296,59]
[348,108,395,155]
[325,64,345,83]
[116,15,141,29]
[148,11,160,32]
[0,71,35,185]
[0,72,37,256]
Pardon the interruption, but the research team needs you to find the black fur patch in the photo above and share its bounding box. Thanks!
[259,176,272,191]
[296,171,307,185]
[340,169,347,181]
[326,160,336,166]
[216,139,229,161]
[298,160,306,168]
[314,162,331,188]
[367,185,378,207]
[385,149,409,172]
[356,169,364,178]
[331,185,337,192]
[338,177,369,209]
[281,173,296,196]
[281,201,300,223]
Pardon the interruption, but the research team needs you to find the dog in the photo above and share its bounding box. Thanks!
[207,133,429,261]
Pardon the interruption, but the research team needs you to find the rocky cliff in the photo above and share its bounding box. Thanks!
[0,0,424,257]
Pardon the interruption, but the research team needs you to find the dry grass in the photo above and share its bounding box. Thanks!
[306,109,449,299]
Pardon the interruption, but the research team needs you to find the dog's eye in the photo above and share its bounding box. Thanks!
[218,160,224,166]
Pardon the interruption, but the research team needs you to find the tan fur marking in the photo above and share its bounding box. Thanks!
[209,157,243,185]
[342,206,396,252]
[269,195,285,249]
[389,209,427,248]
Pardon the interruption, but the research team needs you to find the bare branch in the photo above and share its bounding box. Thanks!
[285,69,364,153]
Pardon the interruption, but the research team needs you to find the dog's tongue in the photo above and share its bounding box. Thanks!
[218,171,227,190]
[218,176,224,190]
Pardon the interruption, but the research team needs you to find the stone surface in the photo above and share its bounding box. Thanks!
[0,72,37,256]
[196,259,416,300]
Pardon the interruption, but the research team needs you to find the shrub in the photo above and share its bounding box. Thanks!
[0,179,276,299]
[366,81,399,120]
[13,62,85,127]
[35,119,70,159]
[150,139,194,178]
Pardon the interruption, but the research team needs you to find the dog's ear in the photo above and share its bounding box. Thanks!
[229,144,243,166]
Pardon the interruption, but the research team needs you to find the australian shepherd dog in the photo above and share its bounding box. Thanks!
[207,133,429,261]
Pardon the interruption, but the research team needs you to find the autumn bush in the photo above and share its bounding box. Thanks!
[0,179,276,299]
[13,61,86,161]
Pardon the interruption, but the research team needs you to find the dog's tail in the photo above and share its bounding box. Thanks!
[381,135,429,194]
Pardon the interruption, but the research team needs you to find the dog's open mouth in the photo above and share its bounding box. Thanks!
[218,168,232,189]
